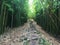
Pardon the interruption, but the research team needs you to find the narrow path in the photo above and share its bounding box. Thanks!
[0,19,60,45]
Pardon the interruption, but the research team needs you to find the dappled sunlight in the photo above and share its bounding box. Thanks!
[28,0,36,18]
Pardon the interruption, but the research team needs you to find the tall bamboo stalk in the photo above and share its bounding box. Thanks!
[5,9,8,28]
[11,11,13,28]
[1,4,6,33]
[0,1,4,34]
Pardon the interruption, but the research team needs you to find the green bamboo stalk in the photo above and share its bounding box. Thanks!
[1,5,6,33]
[0,1,4,34]
[11,11,13,28]
[4,7,8,30]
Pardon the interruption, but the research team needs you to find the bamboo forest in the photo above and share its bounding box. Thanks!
[0,0,60,45]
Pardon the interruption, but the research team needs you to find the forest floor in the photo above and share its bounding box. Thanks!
[0,20,60,45]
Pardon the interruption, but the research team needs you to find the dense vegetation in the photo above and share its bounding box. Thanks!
[35,0,60,36]
[0,0,60,37]
[0,0,27,34]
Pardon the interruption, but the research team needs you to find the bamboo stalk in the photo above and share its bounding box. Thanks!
[0,1,4,34]
[5,9,8,28]
[1,5,6,33]
[11,11,13,28]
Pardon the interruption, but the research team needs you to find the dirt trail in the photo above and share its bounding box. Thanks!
[0,20,60,45]
[29,19,60,45]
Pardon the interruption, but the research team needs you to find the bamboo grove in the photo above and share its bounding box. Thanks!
[0,0,27,34]
[0,0,60,37]
[35,0,60,36]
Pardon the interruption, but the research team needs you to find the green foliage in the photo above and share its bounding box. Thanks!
[35,0,60,36]
[0,0,27,34]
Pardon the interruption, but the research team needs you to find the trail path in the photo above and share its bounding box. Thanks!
[0,19,60,45]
